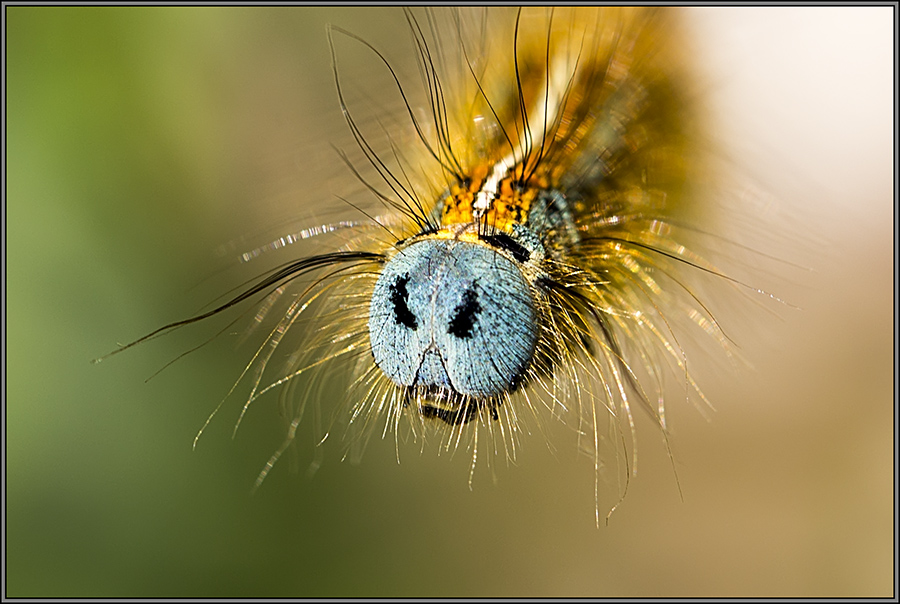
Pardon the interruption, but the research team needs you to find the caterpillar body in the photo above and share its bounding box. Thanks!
[103,7,735,523]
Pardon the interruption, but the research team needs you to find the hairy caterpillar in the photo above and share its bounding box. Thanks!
[98,7,765,524]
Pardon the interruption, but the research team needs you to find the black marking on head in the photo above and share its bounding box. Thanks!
[448,287,481,339]
[390,274,417,330]
[482,232,530,264]
[535,275,554,291]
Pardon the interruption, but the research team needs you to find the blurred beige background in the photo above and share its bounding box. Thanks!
[7,7,893,597]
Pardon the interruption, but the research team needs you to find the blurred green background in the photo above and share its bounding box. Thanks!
[7,7,894,597]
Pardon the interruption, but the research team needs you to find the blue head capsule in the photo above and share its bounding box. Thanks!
[368,237,539,407]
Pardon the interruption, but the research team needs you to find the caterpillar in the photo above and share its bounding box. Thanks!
[99,7,756,524]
